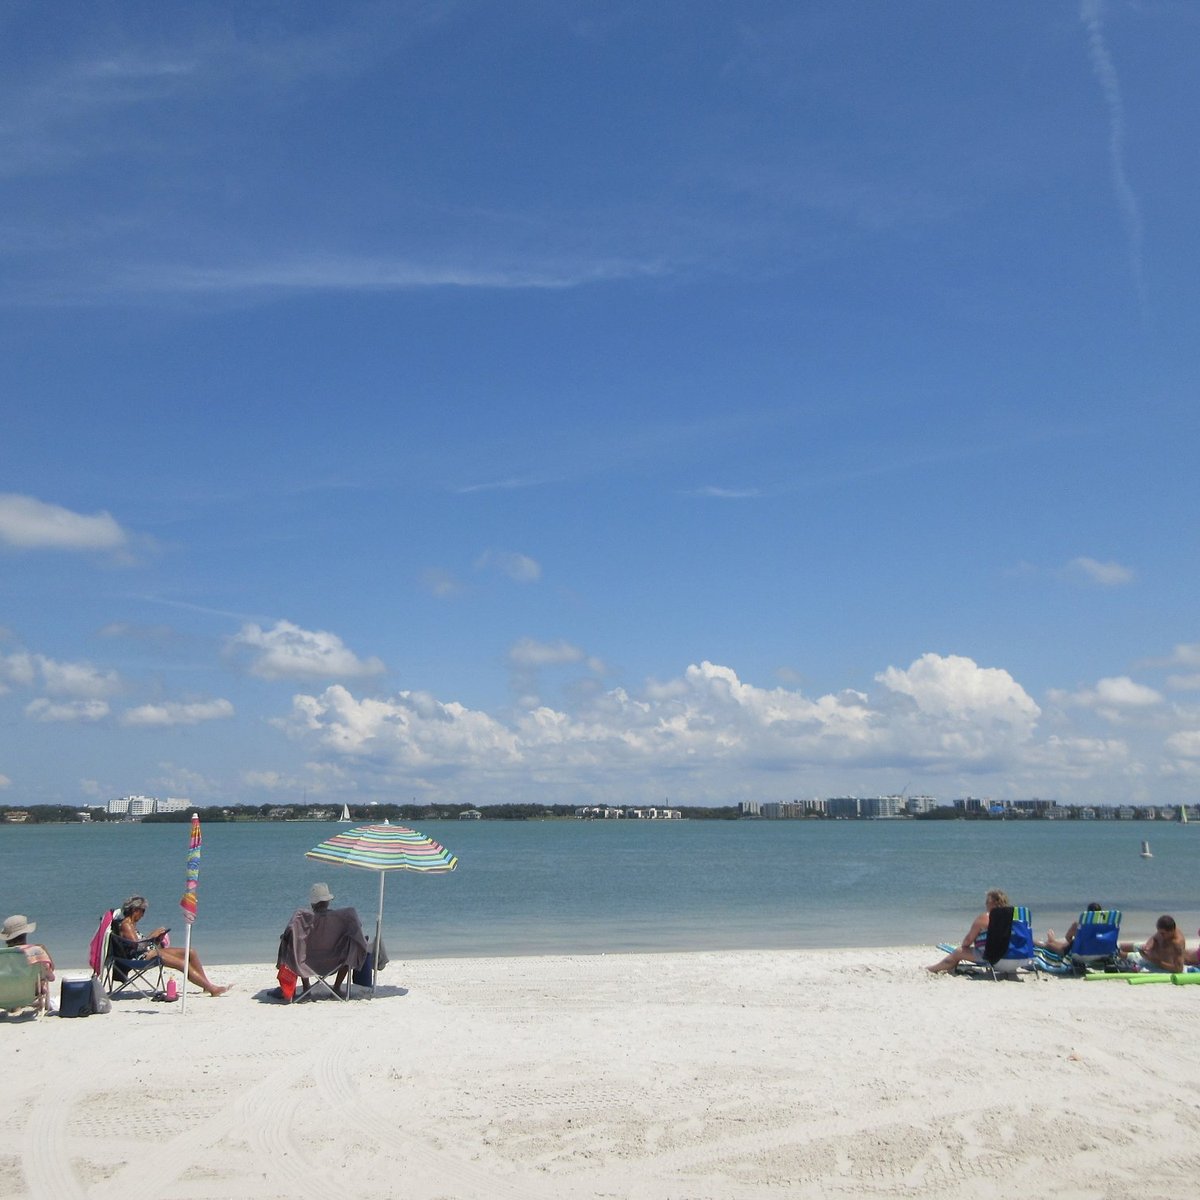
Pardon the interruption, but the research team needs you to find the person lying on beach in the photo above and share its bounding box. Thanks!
[1119,915,1185,974]
[115,895,231,996]
[926,888,1010,974]
[2,913,56,1013]
[1037,902,1103,955]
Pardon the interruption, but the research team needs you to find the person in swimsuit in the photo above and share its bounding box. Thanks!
[926,889,1010,974]
[1119,915,1185,973]
[115,895,230,996]
[1037,901,1103,955]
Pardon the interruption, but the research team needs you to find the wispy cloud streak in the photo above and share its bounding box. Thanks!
[1081,0,1147,320]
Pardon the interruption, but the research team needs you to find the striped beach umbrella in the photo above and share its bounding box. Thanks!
[305,824,458,995]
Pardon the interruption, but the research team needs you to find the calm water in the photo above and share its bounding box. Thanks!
[2,818,1195,968]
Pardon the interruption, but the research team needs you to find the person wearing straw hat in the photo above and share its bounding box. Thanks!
[3,914,56,1013]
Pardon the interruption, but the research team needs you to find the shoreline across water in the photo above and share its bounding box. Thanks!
[4,947,1198,1199]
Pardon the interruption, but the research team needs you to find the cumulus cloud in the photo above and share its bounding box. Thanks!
[2,651,120,698]
[26,698,110,722]
[508,638,587,669]
[120,699,235,727]
[226,620,385,681]
[475,549,542,583]
[1050,675,1163,721]
[0,493,131,553]
[38,655,121,698]
[1165,730,1200,759]
[280,653,1054,794]
[1064,556,1134,586]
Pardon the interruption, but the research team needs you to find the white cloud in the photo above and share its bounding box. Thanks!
[281,654,1052,793]
[875,653,1040,729]
[476,549,542,583]
[36,655,121,698]
[120,699,234,728]
[1167,643,1200,667]
[283,685,522,766]
[1050,675,1163,721]
[1,649,121,700]
[0,773,10,790]
[0,652,36,689]
[1165,730,1200,760]
[1064,556,1134,586]
[0,493,130,552]
[508,638,587,669]
[1166,674,1200,692]
[26,698,110,722]
[226,620,385,681]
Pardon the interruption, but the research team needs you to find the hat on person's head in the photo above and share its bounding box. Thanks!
[2,914,36,941]
[309,883,334,905]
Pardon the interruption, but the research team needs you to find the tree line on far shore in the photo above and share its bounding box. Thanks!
[3,801,1170,825]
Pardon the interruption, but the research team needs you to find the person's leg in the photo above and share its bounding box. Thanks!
[927,947,972,973]
[157,946,229,995]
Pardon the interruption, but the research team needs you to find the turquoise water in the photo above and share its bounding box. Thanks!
[2,818,1195,968]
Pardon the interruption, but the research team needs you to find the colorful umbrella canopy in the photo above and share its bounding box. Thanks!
[305,824,457,995]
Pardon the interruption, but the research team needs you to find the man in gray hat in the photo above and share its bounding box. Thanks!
[273,884,367,1000]
[2,914,56,1013]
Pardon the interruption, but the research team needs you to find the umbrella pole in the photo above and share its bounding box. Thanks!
[373,873,384,998]
[180,924,192,1014]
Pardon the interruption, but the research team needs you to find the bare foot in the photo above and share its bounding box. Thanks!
[208,984,232,997]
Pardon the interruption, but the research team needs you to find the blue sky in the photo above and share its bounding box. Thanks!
[3,1,1199,809]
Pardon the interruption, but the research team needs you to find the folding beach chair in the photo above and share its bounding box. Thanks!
[277,906,369,1002]
[96,909,166,999]
[0,947,44,1018]
[955,906,1036,981]
[1068,909,1122,973]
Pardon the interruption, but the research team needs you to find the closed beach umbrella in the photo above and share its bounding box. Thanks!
[305,824,458,995]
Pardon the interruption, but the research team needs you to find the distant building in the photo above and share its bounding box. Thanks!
[739,800,761,817]
[157,797,190,814]
[905,795,936,815]
[859,795,901,819]
[826,797,861,819]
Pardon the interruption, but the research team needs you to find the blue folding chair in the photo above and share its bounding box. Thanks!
[1069,909,1122,973]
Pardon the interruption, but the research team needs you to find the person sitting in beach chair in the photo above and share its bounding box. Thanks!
[276,883,369,1002]
[1119,915,1185,974]
[1037,902,1104,956]
[927,889,1035,978]
[2,914,55,1015]
[110,896,230,997]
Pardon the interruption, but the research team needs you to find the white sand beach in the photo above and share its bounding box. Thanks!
[4,948,1199,1199]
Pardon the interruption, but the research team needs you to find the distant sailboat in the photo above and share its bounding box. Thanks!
[1181,805,1189,824]
[340,803,351,822]
[1140,839,1153,858]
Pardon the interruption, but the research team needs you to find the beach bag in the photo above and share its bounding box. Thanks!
[60,977,110,1017]
[352,952,377,988]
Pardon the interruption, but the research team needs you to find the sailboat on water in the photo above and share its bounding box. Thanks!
[339,803,352,822]
[1181,805,1189,824]
[1140,839,1153,859]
